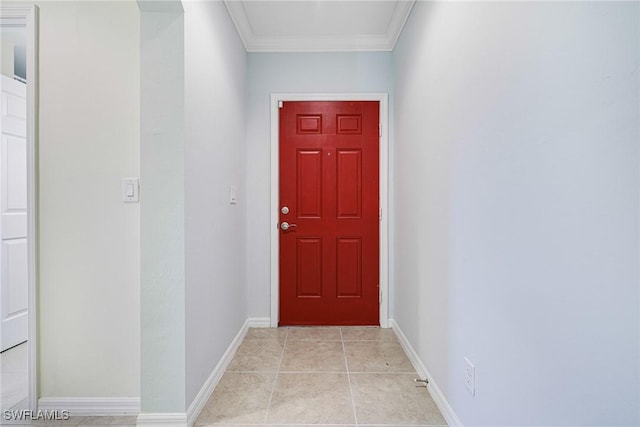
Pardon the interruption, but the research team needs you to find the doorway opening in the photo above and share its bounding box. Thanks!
[270,93,389,328]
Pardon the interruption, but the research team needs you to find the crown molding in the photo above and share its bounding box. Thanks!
[386,0,416,48]
[224,0,415,53]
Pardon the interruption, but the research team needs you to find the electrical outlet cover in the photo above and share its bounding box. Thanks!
[464,357,475,396]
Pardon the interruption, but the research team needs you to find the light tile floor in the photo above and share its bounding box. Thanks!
[195,326,447,427]
[1,342,29,412]
[1,327,447,427]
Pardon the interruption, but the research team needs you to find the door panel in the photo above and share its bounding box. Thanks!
[1,75,28,351]
[336,238,362,298]
[296,238,323,298]
[3,239,28,316]
[336,114,361,134]
[297,150,322,218]
[1,83,26,138]
[279,101,379,325]
[2,214,27,240]
[336,149,362,218]
[4,134,28,211]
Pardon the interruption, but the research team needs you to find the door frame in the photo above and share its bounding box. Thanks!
[270,93,389,328]
[0,3,39,411]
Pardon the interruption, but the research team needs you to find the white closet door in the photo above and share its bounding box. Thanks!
[0,75,28,352]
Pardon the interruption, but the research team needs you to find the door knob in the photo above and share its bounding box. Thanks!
[280,222,297,231]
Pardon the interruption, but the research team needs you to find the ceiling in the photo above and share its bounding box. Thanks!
[223,0,416,52]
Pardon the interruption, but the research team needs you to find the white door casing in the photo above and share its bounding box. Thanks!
[0,74,28,352]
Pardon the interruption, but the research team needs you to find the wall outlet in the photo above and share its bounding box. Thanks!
[464,357,475,396]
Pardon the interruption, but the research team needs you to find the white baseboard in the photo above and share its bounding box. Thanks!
[246,317,270,328]
[38,397,140,416]
[135,317,268,426]
[252,317,393,329]
[184,317,261,426]
[389,319,463,427]
[136,413,187,427]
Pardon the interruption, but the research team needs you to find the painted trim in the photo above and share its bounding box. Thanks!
[390,319,463,427]
[38,397,140,417]
[223,1,415,53]
[387,0,417,48]
[136,413,187,427]
[138,317,267,427]
[136,0,183,13]
[184,318,256,427]
[247,317,271,328]
[269,93,390,328]
[0,3,39,413]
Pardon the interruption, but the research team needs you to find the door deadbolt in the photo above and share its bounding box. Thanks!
[281,206,289,214]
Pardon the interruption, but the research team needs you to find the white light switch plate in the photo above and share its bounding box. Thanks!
[122,178,139,203]
[229,185,237,205]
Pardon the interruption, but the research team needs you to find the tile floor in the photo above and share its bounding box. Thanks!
[195,326,447,427]
[0,327,447,427]
[1,342,29,412]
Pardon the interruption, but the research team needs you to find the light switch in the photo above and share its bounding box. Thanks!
[229,185,237,205]
[122,178,139,203]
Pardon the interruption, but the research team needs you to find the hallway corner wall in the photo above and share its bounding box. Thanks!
[139,2,186,413]
[183,0,248,410]
[393,2,639,425]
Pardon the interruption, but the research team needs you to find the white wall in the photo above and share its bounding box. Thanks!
[183,0,247,408]
[246,52,394,319]
[393,2,639,425]
[37,1,140,398]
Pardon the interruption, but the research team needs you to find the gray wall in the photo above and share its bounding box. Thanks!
[393,2,639,425]
[184,0,248,408]
[140,4,185,412]
[140,0,248,412]
[246,52,394,320]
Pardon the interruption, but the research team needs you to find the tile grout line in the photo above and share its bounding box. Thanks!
[340,328,359,427]
[262,327,288,426]
[230,369,423,375]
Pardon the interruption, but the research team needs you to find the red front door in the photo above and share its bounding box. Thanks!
[279,101,379,325]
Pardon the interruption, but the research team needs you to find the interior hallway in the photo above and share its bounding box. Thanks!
[3,1,636,425]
